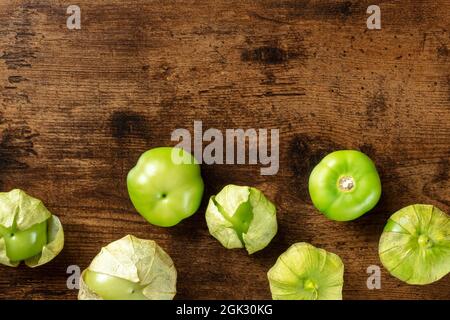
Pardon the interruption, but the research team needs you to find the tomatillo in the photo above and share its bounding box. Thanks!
[308,150,381,221]
[0,221,47,262]
[267,242,344,300]
[205,184,277,254]
[127,147,204,227]
[379,204,450,285]
[0,189,64,267]
[83,270,148,300]
[79,235,177,300]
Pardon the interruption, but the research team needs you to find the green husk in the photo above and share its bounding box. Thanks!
[0,189,64,267]
[267,243,344,300]
[379,204,450,285]
[205,185,277,254]
[78,235,177,300]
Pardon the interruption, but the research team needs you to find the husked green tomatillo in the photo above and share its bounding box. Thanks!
[205,184,277,254]
[0,189,64,267]
[308,150,381,221]
[379,204,450,285]
[267,243,344,300]
[78,235,177,300]
[127,147,204,227]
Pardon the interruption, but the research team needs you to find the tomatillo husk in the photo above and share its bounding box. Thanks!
[78,235,177,300]
[0,189,64,267]
[267,243,344,300]
[205,184,277,254]
[379,204,450,285]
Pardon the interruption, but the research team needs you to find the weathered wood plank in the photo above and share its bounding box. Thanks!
[0,0,449,299]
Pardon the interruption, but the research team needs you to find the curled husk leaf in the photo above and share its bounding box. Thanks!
[379,204,450,285]
[205,184,277,254]
[0,189,64,267]
[267,243,344,300]
[78,235,177,300]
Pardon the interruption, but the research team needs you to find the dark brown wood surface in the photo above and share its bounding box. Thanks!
[0,0,449,300]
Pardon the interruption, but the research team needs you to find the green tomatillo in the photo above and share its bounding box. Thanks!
[79,235,177,300]
[267,242,344,300]
[0,189,64,267]
[308,150,381,221]
[205,184,277,254]
[83,270,148,300]
[379,204,450,285]
[127,147,204,227]
[0,221,47,262]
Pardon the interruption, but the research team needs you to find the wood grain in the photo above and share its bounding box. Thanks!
[0,0,449,300]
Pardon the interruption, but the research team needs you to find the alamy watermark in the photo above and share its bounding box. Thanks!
[67,265,81,290]
[171,121,279,175]
[66,4,381,31]
[366,265,381,289]
[66,5,81,30]
[367,5,381,30]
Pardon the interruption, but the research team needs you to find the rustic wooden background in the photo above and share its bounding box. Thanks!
[0,0,449,300]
